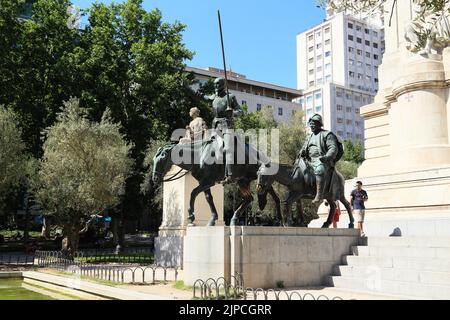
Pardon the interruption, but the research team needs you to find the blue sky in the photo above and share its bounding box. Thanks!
[73,0,326,89]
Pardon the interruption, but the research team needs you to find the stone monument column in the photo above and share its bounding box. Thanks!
[155,165,224,267]
[350,0,450,236]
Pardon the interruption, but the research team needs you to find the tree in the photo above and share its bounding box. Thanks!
[0,0,80,157]
[343,139,365,164]
[0,105,32,226]
[73,0,199,230]
[33,98,134,256]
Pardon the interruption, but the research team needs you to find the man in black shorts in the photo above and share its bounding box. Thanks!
[350,181,368,237]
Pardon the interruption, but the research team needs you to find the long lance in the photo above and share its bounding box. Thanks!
[217,10,232,112]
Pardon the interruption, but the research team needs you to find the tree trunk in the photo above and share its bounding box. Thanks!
[61,225,80,260]
[41,217,50,239]
[112,216,124,254]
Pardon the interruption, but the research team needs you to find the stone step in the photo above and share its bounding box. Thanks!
[326,276,450,300]
[343,255,450,272]
[365,237,450,248]
[351,245,450,259]
[334,265,450,286]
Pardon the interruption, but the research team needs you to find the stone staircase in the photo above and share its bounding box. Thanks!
[326,237,450,299]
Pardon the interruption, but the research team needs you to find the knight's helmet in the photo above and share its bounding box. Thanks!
[308,114,323,127]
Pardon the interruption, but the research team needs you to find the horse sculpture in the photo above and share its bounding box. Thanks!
[152,138,282,226]
[256,158,355,229]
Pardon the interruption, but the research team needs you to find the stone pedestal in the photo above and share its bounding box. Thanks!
[183,226,361,288]
[155,166,224,267]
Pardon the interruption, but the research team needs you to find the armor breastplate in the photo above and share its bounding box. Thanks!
[213,95,231,118]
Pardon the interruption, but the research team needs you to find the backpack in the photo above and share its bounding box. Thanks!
[334,133,344,162]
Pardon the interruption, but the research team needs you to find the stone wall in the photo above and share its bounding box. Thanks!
[183,226,361,289]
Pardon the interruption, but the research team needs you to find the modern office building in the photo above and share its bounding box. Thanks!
[187,66,303,123]
[296,10,384,143]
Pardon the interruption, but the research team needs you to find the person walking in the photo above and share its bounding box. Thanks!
[350,181,368,237]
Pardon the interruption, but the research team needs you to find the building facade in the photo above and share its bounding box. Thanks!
[296,11,384,143]
[187,66,303,123]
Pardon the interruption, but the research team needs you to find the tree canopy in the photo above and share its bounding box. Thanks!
[33,98,134,253]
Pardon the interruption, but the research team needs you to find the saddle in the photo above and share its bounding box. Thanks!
[295,158,338,199]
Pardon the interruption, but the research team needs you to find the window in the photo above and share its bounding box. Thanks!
[373,43,378,49]
[299,98,304,106]
[317,43,322,49]
[309,69,314,75]
[349,59,355,66]
[358,73,363,79]
[337,117,343,124]
[348,47,354,53]
[336,90,343,97]
[356,25,361,31]
[347,132,352,139]
[316,106,322,113]
[338,131,344,137]
[317,66,322,72]
[349,71,355,78]
[365,40,370,46]
[348,35,354,41]
[257,104,262,111]
[366,75,372,81]
[325,51,331,57]
[309,46,314,52]
[375,78,379,83]
[346,119,353,125]
[317,55,322,60]
[346,107,352,113]
[325,39,331,45]
[355,108,360,114]
[348,23,353,29]
[357,37,362,44]
[316,31,321,37]
[346,93,352,99]
[366,63,371,69]
[306,96,313,104]
[308,34,314,41]
[317,78,323,85]
[365,28,369,34]
[355,95,361,102]
[374,54,379,60]
[366,52,371,58]
[315,93,322,100]
[357,49,362,55]
[325,75,331,83]
[309,58,314,64]
[307,108,313,116]
[355,121,360,127]
[278,108,283,116]
[337,104,343,111]
[357,61,363,68]
[325,63,331,71]
[242,100,247,105]
[373,31,378,37]
[356,134,362,140]
[325,27,330,34]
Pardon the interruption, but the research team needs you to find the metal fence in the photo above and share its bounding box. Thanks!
[34,250,177,284]
[192,275,346,300]
[0,254,35,265]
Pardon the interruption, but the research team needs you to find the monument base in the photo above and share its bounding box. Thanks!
[155,166,225,267]
[313,166,450,237]
[155,228,185,267]
[183,226,361,289]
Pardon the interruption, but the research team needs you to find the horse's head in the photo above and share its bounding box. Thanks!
[152,144,176,185]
